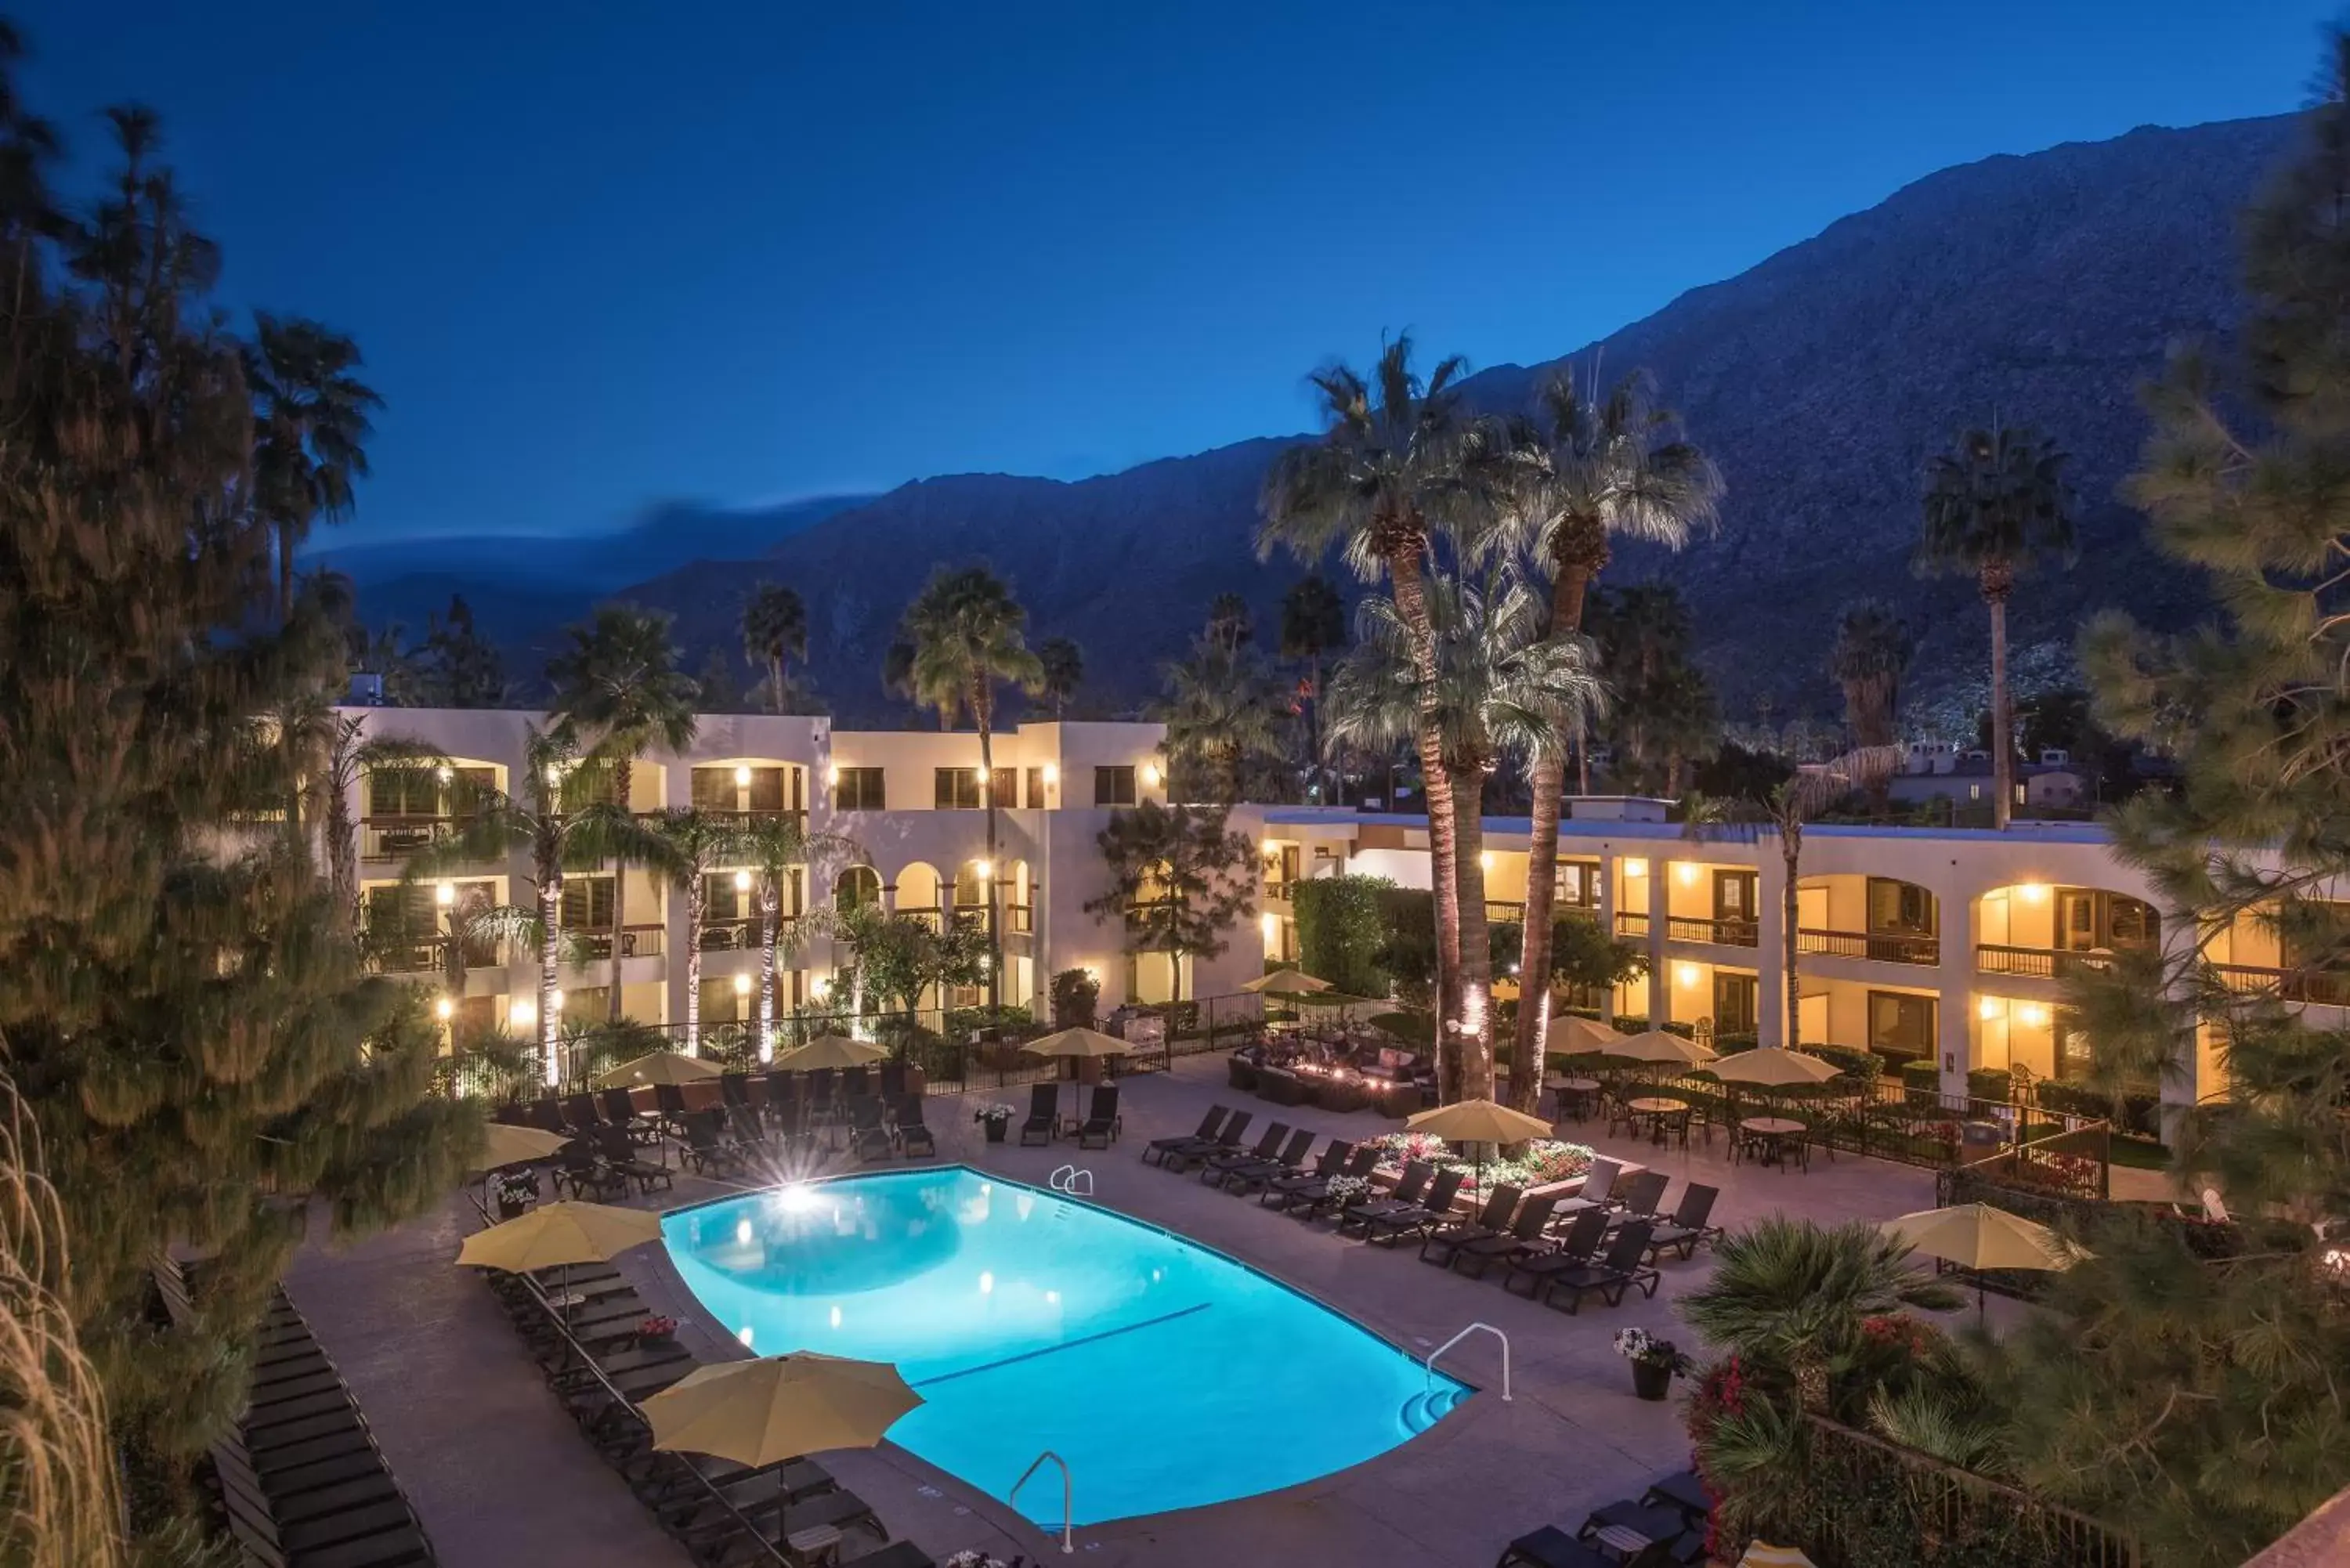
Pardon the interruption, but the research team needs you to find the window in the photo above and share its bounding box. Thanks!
[990,767,1018,807]
[367,767,439,816]
[1557,862,1600,909]
[698,977,746,1024]
[559,876,616,931]
[2052,1010,2095,1081]
[1094,765,1137,806]
[1713,870,1757,922]
[690,767,736,811]
[2056,888,2159,951]
[1867,878,1937,936]
[832,768,885,811]
[1867,991,1937,1058]
[834,865,880,912]
[1712,973,1759,1034]
[703,873,749,923]
[934,768,982,810]
[1025,766,1045,808]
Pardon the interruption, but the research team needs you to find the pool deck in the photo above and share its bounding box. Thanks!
[284,1057,1998,1567]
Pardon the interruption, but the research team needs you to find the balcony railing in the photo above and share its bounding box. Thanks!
[360,815,471,862]
[1263,879,1295,902]
[570,923,667,962]
[2211,962,2350,1006]
[1617,911,1650,940]
[895,906,988,934]
[1975,943,2116,981]
[1799,927,1940,966]
[368,935,504,974]
[1668,916,1759,948]
[1486,900,1524,926]
[698,915,801,952]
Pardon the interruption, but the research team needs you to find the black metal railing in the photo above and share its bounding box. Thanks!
[1616,911,1650,939]
[1799,927,1940,965]
[1668,915,1759,947]
[1976,943,2115,980]
[568,923,667,961]
[2210,961,2350,1006]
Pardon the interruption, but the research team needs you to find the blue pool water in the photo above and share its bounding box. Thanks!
[661,1166,1466,1524]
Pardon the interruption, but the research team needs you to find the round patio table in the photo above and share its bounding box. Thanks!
[1625,1096,1688,1146]
[1545,1074,1603,1122]
[1740,1115,1808,1170]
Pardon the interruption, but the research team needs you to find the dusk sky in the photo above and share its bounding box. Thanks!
[21,1,2341,544]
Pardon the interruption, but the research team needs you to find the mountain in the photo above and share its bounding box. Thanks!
[381,112,2304,727]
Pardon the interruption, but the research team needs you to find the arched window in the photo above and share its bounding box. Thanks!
[834,865,880,913]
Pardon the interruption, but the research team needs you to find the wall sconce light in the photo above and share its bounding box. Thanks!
[548,989,565,1014]
[1260,912,1278,942]
[436,765,453,784]
[734,870,752,892]
[2019,883,2052,905]
[2018,1003,2048,1028]
[1623,858,1649,880]
[1978,996,2003,1021]
[734,764,753,788]
[434,996,454,1021]
[826,764,841,786]
[435,880,455,907]
[1675,862,1701,887]
[1675,963,1701,988]
[974,858,992,880]
[1141,762,1161,787]
[1262,840,1278,858]
[1480,851,1495,871]
[509,998,537,1027]
[810,974,830,998]
[1042,763,1059,786]
[733,973,751,997]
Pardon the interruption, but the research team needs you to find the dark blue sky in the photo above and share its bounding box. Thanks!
[20,2,2338,543]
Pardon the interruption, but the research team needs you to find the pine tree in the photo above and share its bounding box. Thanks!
[415,592,508,707]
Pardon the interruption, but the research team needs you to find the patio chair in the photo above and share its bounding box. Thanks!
[1605,1169,1670,1224]
[849,1097,892,1163]
[1453,1191,1564,1280]
[1018,1082,1059,1147]
[552,1142,629,1202]
[762,1071,802,1133]
[1261,1138,1352,1209]
[600,1086,660,1143]
[591,1125,674,1194]
[841,1065,870,1100]
[559,1093,606,1133]
[805,1068,837,1129]
[1359,1166,1466,1247]
[1223,1127,1316,1197]
[1143,1105,1230,1165]
[878,1062,907,1100]
[1419,1183,1525,1267]
[1502,1209,1610,1300]
[1200,1121,1290,1187]
[524,1096,566,1133]
[1643,1184,1721,1261]
[1540,1220,1660,1314]
[1496,1524,1649,1568]
[1549,1157,1623,1222]
[1076,1085,1121,1149]
[1640,1470,1713,1534]
[679,1110,749,1176]
[1338,1159,1431,1237]
[1163,1110,1251,1174]
[653,1082,692,1139]
[1291,1143,1381,1221]
[895,1093,936,1158]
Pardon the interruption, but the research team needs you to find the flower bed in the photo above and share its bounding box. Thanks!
[1361,1129,1595,1194]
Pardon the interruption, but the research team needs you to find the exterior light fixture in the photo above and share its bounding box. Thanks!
[1675,963,1701,988]
[733,973,751,996]
[2019,883,2052,905]
[1262,840,1278,858]
[1141,762,1162,787]
[1623,858,1649,880]
[1042,763,1059,786]
[734,870,752,891]
[435,880,455,907]
[2018,1003,2048,1028]
[826,764,841,786]
[1978,997,2003,1021]
[1480,851,1495,871]
[435,996,455,1021]
[810,975,830,998]
[734,764,753,788]
[1676,862,1701,887]
[509,998,537,1027]
[974,858,992,880]
[436,765,453,783]
[548,989,565,1013]
[1260,912,1278,942]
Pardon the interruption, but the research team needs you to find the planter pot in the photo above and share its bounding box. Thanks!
[983,1120,1008,1144]
[906,1065,926,1096]
[639,1332,678,1353]
[1632,1361,1675,1402]
[495,1198,530,1220]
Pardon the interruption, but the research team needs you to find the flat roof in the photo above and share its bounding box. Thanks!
[1261,806,2113,847]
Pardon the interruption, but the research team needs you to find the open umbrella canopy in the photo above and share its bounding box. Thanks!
[1240,967,1332,995]
[1882,1203,2089,1274]
[1737,1546,1817,1568]
[475,1122,571,1170]
[1606,1029,1717,1069]
[1707,1047,1842,1088]
[595,1050,724,1089]
[1549,1017,1628,1058]
[1019,1027,1130,1059]
[642,1353,922,1465]
[455,1201,663,1273]
[772,1035,889,1071]
[1405,1098,1553,1145]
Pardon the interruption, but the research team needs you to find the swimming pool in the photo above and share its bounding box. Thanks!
[661,1166,1466,1525]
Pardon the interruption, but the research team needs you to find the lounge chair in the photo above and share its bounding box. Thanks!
[1358,1167,1466,1247]
[1580,1500,1701,1559]
[1163,1111,1251,1174]
[592,1125,674,1194]
[1290,1143,1380,1221]
[848,1097,892,1163]
[762,1071,802,1133]
[1452,1192,1564,1279]
[1261,1138,1352,1209]
[878,1063,907,1100]
[725,1103,770,1154]
[601,1086,660,1143]
[1223,1127,1316,1197]
[1419,1183,1525,1266]
[1604,1169,1670,1223]
[1541,1221,1661,1314]
[719,1071,758,1121]
[679,1110,748,1176]
[1640,1469,1713,1531]
[1076,1086,1121,1149]
[553,1142,629,1201]
[1200,1122,1289,1187]
[1339,1160,1432,1237]
[841,1066,870,1100]
[1643,1183,1721,1261]
[1501,1209,1610,1300]
[894,1093,936,1158]
[653,1082,692,1138]
[1143,1105,1229,1166]
[1495,1526,1623,1568]
[560,1093,605,1133]
[1548,1156,1622,1222]
[1018,1082,1059,1147]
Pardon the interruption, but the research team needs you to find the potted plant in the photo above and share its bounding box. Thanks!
[974,1104,1014,1144]
[492,1170,539,1220]
[635,1314,678,1350]
[1614,1327,1690,1401]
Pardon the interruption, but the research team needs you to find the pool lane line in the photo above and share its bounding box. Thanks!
[909,1301,1214,1389]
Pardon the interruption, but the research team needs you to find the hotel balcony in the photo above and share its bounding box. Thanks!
[2211,962,2350,1007]
[569,923,667,961]
[1799,927,1940,966]
[1974,943,2117,981]
[360,815,472,862]
[1617,911,1650,940]
[1667,915,1760,948]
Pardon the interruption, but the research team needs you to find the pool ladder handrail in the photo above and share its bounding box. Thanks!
[1048,1164,1094,1197]
[1010,1447,1075,1555]
[1426,1320,1511,1402]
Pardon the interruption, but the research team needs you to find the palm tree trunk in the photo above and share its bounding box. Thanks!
[607,757,631,1021]
[1305,653,1324,804]
[325,790,359,935]
[1509,562,1595,1115]
[1781,813,1803,1050]
[978,692,1001,1013]
[1451,766,1495,1103]
[759,881,779,1061]
[1984,576,2013,831]
[685,874,703,1055]
[539,859,562,1086]
[769,655,785,716]
[277,520,295,624]
[1388,550,1464,1096]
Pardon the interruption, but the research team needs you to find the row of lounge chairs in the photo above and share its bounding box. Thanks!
[1497,1469,1713,1567]
[1013,1082,1120,1148]
[155,1259,437,1568]
[467,1217,936,1568]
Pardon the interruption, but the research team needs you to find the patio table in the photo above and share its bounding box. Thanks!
[1624,1096,1688,1147]
[1740,1115,1808,1170]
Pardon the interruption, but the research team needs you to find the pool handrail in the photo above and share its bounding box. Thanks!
[1010,1447,1076,1554]
[1048,1163,1095,1196]
[1426,1321,1511,1401]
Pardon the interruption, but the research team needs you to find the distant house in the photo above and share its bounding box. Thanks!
[1888,747,2088,815]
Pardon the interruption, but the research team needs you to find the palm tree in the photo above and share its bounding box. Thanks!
[1830,599,1914,810]
[1155,639,1289,805]
[1915,421,2075,830]
[741,582,807,715]
[546,605,700,1020]
[245,313,381,623]
[648,808,744,1056]
[1506,370,1721,1107]
[1681,1217,1960,1412]
[1280,573,1347,804]
[1203,592,1253,653]
[734,814,862,1058]
[1588,583,1721,795]
[1036,636,1084,717]
[898,565,1043,1008]
[1325,569,1602,1100]
[1260,337,1492,1068]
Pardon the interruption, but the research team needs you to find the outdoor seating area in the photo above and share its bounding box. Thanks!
[1228,1028,1435,1119]
[1495,1468,1715,1567]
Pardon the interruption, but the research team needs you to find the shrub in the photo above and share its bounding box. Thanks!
[1368,1010,1434,1046]
[1801,1044,1879,1081]
[1373,887,1436,1007]
[1965,1066,2013,1102]
[1050,968,1099,1029]
[1290,874,1391,998]
[945,1003,1033,1041]
[1898,1059,1940,1097]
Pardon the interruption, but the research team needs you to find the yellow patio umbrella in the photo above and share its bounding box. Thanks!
[455,1200,663,1274]
[1607,1029,1717,1071]
[1549,1016,1628,1058]
[1882,1201,2088,1320]
[1019,1027,1130,1059]
[475,1122,571,1170]
[771,1034,889,1071]
[1706,1047,1842,1089]
[1407,1097,1553,1194]
[1240,967,1332,995]
[642,1353,922,1465]
[595,1050,723,1089]
[1737,1546,1817,1568]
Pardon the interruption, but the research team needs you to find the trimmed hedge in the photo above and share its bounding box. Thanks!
[1290,874,1394,999]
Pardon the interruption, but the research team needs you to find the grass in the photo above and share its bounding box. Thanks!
[2107,1136,2173,1171]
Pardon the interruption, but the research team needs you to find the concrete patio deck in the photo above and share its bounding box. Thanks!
[284,1055,1983,1568]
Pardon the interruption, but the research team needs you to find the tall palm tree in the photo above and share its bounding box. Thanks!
[741,582,807,715]
[898,565,1043,1009]
[1325,570,1602,1100]
[1915,421,2074,830]
[245,313,381,623]
[1506,369,1721,1110]
[1155,639,1289,804]
[1036,636,1083,717]
[648,807,744,1055]
[1260,337,1492,1075]
[1280,573,1347,804]
[1203,592,1253,653]
[1830,598,1914,810]
[734,814,862,1058]
[546,605,700,1020]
